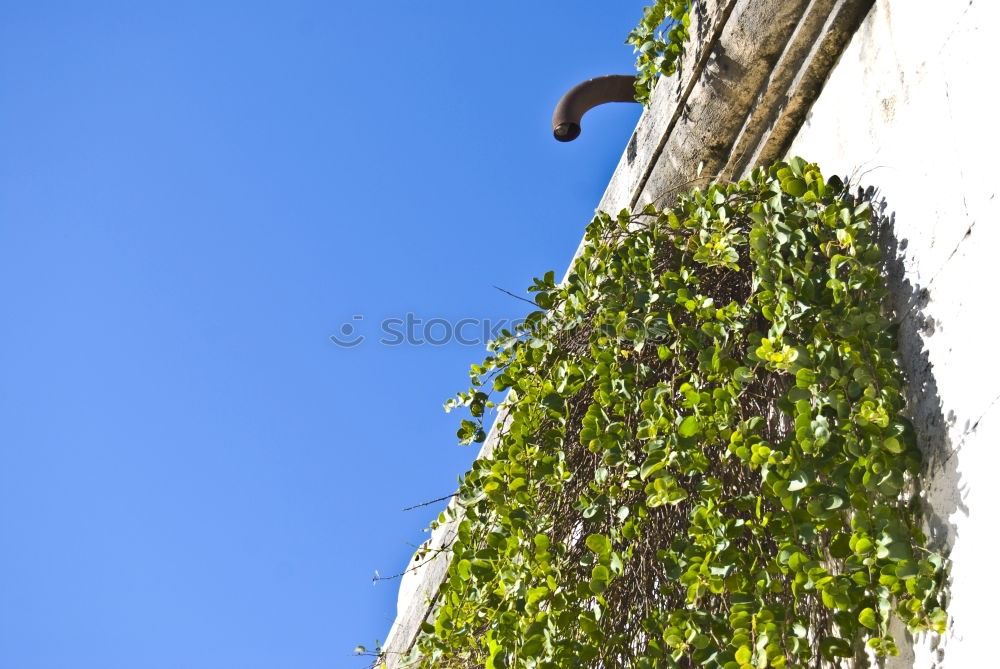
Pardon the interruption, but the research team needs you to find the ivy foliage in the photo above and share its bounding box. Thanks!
[627,1,693,103]
[408,160,946,668]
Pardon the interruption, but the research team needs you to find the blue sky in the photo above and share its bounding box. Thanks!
[0,2,647,667]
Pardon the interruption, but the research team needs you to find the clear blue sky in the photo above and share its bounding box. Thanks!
[0,2,647,667]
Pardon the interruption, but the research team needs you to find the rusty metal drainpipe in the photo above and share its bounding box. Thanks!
[552,75,639,142]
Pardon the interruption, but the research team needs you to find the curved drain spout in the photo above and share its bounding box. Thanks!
[552,75,639,142]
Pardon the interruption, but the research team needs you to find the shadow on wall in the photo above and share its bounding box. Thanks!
[870,187,966,667]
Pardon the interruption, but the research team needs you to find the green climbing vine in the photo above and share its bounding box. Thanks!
[627,1,694,103]
[400,159,946,668]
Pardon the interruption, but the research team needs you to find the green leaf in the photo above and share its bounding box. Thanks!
[859,607,877,630]
[678,415,701,437]
[585,533,612,557]
[830,534,852,559]
[456,419,480,445]
[527,586,549,606]
[795,368,816,388]
[640,451,667,479]
[883,437,904,454]
[894,560,919,580]
[930,608,948,634]
[782,177,807,197]
[820,637,853,659]
[787,470,809,492]
[589,577,608,594]
[750,228,769,251]
[589,564,610,594]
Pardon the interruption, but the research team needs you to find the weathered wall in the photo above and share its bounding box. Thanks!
[788,1,1000,665]
[380,1,998,666]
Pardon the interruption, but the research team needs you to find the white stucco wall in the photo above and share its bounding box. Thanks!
[788,1,1000,665]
